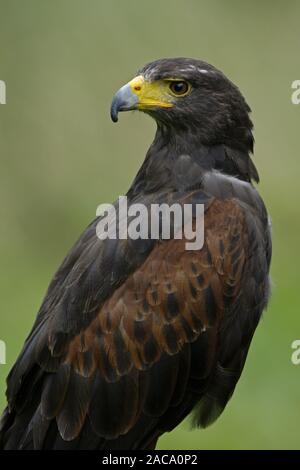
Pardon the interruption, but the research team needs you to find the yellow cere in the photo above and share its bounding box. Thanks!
[128,75,174,109]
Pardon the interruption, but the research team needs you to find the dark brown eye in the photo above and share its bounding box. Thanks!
[169,81,189,96]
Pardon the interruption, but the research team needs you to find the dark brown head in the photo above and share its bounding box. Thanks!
[111,57,254,153]
[111,58,259,187]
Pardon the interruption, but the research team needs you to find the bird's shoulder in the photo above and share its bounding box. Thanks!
[2,178,271,447]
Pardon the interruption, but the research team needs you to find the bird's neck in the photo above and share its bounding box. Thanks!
[127,124,257,197]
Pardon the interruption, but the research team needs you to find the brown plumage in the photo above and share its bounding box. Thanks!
[0,58,271,449]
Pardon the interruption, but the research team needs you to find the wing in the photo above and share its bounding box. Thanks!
[0,188,271,450]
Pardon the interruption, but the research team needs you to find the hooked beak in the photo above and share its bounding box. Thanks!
[110,75,173,123]
[110,82,139,123]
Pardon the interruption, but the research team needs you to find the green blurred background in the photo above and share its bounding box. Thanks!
[0,0,300,450]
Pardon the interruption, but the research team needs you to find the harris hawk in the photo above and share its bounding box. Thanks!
[0,58,272,450]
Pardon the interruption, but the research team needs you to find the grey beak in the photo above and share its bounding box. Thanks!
[110,84,139,122]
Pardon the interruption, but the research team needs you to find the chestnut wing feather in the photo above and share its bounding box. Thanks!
[1,196,270,449]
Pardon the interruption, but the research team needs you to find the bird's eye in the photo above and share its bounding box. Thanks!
[169,81,190,96]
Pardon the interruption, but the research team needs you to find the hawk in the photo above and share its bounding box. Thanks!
[0,58,272,450]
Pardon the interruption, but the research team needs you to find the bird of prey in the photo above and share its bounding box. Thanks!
[0,58,271,450]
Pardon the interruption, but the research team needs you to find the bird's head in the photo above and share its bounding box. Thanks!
[111,57,253,151]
